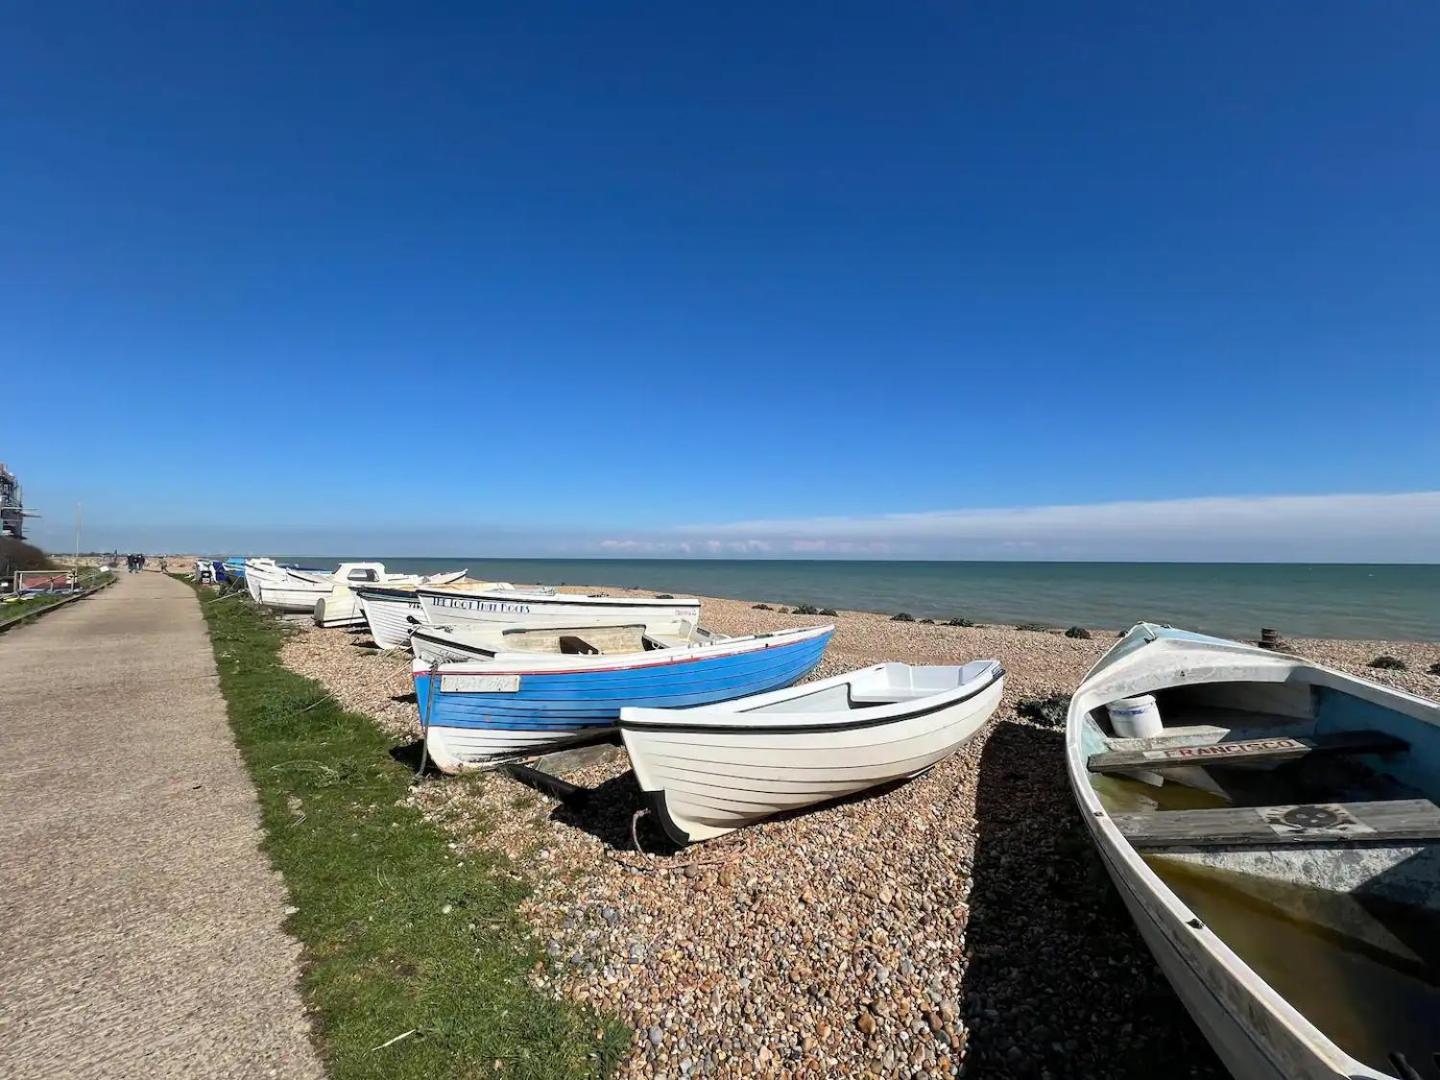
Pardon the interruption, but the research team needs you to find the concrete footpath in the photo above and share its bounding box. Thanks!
[0,572,323,1079]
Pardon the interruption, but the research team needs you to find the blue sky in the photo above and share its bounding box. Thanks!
[3,3,1437,559]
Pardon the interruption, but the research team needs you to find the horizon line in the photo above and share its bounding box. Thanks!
[84,551,1440,568]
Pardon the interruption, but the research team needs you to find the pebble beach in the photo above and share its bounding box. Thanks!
[276,588,1440,1079]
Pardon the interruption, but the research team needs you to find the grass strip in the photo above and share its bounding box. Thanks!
[190,581,627,1079]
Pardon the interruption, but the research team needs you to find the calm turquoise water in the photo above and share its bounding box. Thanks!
[276,559,1440,641]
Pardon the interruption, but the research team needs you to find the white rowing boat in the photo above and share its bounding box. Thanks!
[1068,623,1440,1080]
[355,580,515,650]
[620,660,1005,843]
[415,625,834,771]
[410,620,663,664]
[416,583,701,637]
[313,569,469,627]
[258,561,387,616]
[246,560,465,619]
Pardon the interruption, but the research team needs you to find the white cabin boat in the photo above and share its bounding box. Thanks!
[620,660,1004,843]
[1068,624,1440,1080]
[255,561,387,615]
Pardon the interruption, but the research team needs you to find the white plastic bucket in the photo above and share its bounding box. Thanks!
[1107,694,1162,739]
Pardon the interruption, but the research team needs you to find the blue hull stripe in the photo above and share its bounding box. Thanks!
[417,633,830,732]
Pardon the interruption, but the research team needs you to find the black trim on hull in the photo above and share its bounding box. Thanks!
[410,630,496,659]
[617,667,1005,735]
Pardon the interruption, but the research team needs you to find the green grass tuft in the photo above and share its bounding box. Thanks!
[191,584,627,1079]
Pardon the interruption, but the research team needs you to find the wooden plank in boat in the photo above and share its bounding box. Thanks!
[1088,731,1407,774]
[1113,799,1440,850]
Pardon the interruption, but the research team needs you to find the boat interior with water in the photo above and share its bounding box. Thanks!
[1079,673,1440,1076]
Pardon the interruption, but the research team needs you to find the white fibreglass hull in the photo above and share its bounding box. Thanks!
[409,630,483,664]
[314,590,366,627]
[255,582,330,613]
[423,724,613,772]
[417,591,699,636]
[622,669,1003,842]
[360,595,427,650]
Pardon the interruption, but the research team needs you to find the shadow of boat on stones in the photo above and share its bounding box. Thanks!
[962,719,1225,1079]
[388,738,442,777]
[547,767,916,857]
[545,770,669,853]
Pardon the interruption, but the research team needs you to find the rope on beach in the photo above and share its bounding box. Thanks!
[607,808,749,875]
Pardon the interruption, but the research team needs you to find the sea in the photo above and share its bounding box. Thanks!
[275,559,1440,642]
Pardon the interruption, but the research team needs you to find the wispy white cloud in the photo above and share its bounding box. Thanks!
[607,492,1440,561]
[56,491,1440,562]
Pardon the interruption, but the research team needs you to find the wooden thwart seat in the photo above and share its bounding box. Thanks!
[1088,730,1407,775]
[1113,798,1440,850]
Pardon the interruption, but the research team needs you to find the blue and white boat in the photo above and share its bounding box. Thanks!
[412,623,834,771]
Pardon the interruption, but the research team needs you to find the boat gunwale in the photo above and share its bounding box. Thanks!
[416,586,701,610]
[618,663,1004,735]
[411,624,834,679]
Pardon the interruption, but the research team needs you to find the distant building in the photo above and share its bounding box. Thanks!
[1,462,27,540]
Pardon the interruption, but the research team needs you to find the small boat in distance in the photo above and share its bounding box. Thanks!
[621,660,1005,844]
[1067,623,1440,1080]
[415,583,701,638]
[245,560,464,619]
[413,624,834,771]
[242,557,332,603]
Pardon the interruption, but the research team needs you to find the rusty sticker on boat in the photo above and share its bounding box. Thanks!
[1258,803,1375,839]
[439,674,522,693]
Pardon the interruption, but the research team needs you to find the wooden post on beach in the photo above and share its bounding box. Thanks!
[1258,627,1283,650]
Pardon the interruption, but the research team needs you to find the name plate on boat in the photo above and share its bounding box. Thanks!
[1143,737,1305,761]
[431,595,532,615]
[439,674,522,693]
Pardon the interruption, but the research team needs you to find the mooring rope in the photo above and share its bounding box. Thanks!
[605,807,749,875]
